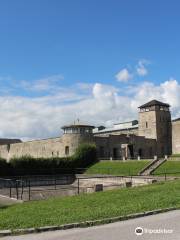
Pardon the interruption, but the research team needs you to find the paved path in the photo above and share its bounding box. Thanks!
[1,210,180,240]
[0,195,22,206]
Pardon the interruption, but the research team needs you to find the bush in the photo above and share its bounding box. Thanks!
[73,143,97,168]
[6,144,97,176]
[0,158,10,176]
[10,155,71,175]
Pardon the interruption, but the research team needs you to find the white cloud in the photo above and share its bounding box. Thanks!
[115,68,133,82]
[130,79,180,117]
[0,78,180,140]
[116,59,149,82]
[136,60,149,76]
[20,74,64,92]
[161,78,180,108]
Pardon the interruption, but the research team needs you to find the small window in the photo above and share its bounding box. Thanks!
[65,146,69,156]
[85,128,90,133]
[146,122,148,128]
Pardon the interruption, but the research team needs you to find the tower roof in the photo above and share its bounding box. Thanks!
[61,124,95,130]
[139,100,170,108]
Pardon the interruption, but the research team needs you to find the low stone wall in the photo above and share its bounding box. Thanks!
[73,176,156,191]
[168,157,180,161]
[0,176,157,201]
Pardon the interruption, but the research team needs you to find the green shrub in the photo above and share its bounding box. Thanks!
[0,158,10,176]
[73,143,97,168]
[7,144,97,176]
[10,155,71,175]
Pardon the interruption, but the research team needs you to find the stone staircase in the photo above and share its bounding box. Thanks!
[139,158,167,176]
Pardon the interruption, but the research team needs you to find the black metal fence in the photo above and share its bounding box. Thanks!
[0,170,179,201]
[151,171,180,180]
[0,174,159,201]
[0,174,76,201]
[0,178,24,200]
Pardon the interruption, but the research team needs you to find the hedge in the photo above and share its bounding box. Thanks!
[0,143,97,176]
[0,158,10,176]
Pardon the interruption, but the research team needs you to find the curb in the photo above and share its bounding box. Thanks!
[0,207,178,237]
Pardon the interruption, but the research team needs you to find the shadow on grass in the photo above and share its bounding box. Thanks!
[0,205,10,210]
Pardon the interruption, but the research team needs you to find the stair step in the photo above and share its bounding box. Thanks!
[139,159,166,176]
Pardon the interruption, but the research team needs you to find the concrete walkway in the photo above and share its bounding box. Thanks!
[1,210,179,240]
[0,195,22,207]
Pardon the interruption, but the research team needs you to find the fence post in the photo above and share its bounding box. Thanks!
[21,180,24,200]
[28,180,31,201]
[77,178,80,195]
[9,181,12,198]
[16,181,19,199]
[54,178,57,190]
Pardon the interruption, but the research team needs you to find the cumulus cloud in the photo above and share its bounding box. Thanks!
[0,74,65,97]
[136,60,149,76]
[161,78,180,108]
[130,79,180,117]
[0,77,180,140]
[20,74,64,92]
[115,68,133,82]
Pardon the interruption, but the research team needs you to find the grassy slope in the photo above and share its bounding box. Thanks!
[0,180,179,230]
[153,161,180,176]
[86,160,150,176]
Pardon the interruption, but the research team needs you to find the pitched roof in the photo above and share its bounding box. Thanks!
[0,139,22,145]
[139,100,170,108]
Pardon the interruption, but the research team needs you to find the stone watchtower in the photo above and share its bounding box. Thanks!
[61,123,95,156]
[138,100,172,157]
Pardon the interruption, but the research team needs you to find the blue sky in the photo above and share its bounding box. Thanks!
[0,0,180,139]
[0,0,180,87]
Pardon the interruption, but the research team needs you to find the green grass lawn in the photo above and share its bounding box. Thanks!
[85,160,150,176]
[0,180,179,230]
[153,161,180,176]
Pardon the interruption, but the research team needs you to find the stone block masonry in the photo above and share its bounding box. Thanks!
[0,100,179,161]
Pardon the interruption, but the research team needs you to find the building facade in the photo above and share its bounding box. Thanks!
[0,100,179,161]
[172,118,180,154]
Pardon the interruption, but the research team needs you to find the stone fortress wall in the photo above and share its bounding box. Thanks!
[0,132,94,161]
[172,118,180,154]
[138,103,172,156]
[94,100,174,158]
[94,134,156,159]
[0,100,180,161]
